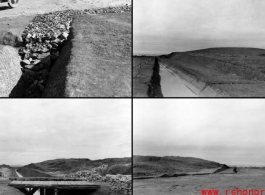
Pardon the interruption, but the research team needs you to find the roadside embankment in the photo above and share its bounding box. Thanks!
[161,62,230,97]
[160,48,265,97]
[16,167,51,177]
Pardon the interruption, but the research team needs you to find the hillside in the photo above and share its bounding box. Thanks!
[18,157,131,177]
[133,155,225,177]
[159,47,265,97]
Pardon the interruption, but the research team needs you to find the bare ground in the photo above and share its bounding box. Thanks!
[133,168,265,195]
[0,166,22,195]
[42,12,131,97]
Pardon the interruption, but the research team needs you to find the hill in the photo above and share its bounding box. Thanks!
[133,155,226,177]
[17,157,131,177]
[159,47,265,97]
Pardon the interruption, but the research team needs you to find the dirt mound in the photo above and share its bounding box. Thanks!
[20,158,131,176]
[0,45,23,97]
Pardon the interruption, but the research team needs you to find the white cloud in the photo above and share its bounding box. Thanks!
[0,99,131,165]
[134,0,265,54]
[134,99,265,166]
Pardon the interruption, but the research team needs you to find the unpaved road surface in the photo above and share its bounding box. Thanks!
[0,0,131,18]
[0,0,131,38]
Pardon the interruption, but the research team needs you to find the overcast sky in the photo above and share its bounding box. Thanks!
[0,99,131,166]
[134,0,265,55]
[134,99,265,166]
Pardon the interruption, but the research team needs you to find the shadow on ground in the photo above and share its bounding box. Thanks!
[0,6,11,11]
[42,26,73,97]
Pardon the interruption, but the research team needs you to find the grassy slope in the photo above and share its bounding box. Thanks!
[160,47,265,96]
[18,158,131,177]
[133,155,224,177]
[43,12,131,97]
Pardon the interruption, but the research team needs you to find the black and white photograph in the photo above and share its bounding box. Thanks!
[0,99,131,195]
[134,99,265,195]
[0,0,131,98]
[133,0,265,97]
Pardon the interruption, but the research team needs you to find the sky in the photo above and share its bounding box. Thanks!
[134,99,265,166]
[134,0,265,55]
[0,99,131,166]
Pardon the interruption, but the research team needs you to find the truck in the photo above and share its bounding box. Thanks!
[0,0,20,8]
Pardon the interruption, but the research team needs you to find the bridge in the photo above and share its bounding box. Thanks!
[8,177,100,195]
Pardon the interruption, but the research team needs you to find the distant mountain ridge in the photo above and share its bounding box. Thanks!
[133,155,226,177]
[17,157,131,177]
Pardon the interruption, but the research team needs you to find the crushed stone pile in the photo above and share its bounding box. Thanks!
[106,174,132,195]
[83,4,131,14]
[17,4,131,97]
[65,168,131,194]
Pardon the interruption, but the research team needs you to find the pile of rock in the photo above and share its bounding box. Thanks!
[92,164,108,175]
[83,4,131,14]
[66,170,105,182]
[65,170,131,194]
[106,174,132,195]
[18,10,76,97]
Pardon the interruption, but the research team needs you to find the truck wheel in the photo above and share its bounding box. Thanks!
[8,0,20,8]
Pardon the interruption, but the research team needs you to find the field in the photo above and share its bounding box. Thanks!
[134,168,265,195]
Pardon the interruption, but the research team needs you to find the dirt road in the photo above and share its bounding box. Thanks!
[0,0,131,18]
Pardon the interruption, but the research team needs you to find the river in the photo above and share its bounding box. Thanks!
[160,66,197,97]
[15,170,40,195]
